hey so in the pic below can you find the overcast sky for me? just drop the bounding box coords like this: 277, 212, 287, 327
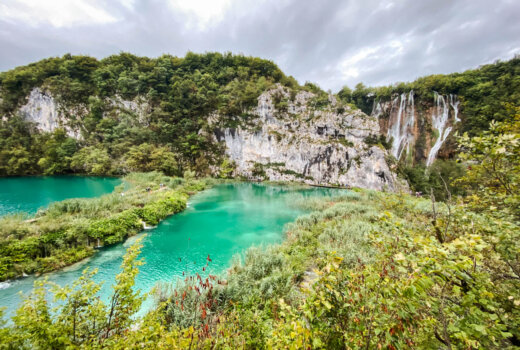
0, 0, 519, 91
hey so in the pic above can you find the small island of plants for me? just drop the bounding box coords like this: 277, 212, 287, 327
0, 172, 210, 281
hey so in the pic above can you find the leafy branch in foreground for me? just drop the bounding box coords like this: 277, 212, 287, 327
457, 112, 520, 222
1, 238, 145, 349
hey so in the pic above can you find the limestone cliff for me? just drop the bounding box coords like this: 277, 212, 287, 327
16, 88, 150, 138
15, 86, 400, 190
212, 86, 399, 190
18, 88, 82, 138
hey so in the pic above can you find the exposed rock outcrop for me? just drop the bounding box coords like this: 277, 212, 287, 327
109, 95, 151, 125
18, 88, 81, 138
17, 88, 151, 138
213, 86, 399, 190
15, 86, 402, 191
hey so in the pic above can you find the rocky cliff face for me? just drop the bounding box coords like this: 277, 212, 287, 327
16, 86, 401, 191
212, 86, 399, 190
18, 88, 81, 138
17, 88, 151, 138
372, 91, 460, 166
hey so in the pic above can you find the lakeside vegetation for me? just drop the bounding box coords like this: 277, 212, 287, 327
0, 52, 518, 348
0, 172, 210, 281
0, 117, 518, 349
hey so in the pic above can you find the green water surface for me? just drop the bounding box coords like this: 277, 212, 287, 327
0, 182, 343, 319
0, 176, 121, 216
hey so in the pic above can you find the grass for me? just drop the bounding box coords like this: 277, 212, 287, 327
0, 172, 212, 281
151, 187, 519, 348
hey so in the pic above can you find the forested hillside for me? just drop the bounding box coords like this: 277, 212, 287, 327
0, 52, 304, 176
338, 57, 520, 136
1, 54, 519, 184
335, 58, 520, 199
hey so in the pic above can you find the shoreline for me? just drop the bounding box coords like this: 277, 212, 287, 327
0, 174, 212, 282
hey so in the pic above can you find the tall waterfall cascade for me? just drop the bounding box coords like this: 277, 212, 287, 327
372, 91, 460, 166
385, 91, 415, 160
426, 92, 460, 166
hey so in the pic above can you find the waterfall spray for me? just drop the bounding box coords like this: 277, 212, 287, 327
386, 91, 415, 160
426, 92, 460, 166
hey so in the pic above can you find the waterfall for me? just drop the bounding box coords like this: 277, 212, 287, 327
371, 100, 384, 118
449, 94, 460, 122
386, 91, 415, 160
426, 92, 460, 166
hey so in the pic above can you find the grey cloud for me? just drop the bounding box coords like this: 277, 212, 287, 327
0, 0, 519, 91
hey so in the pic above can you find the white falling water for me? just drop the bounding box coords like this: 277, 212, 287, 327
426, 92, 460, 166
404, 90, 415, 158
371, 100, 384, 118
449, 94, 460, 122
386, 91, 415, 160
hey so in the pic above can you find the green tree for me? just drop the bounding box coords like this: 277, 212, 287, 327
37, 129, 77, 175
2, 239, 145, 348
125, 143, 178, 175
102, 238, 145, 341
70, 146, 113, 175
457, 114, 520, 221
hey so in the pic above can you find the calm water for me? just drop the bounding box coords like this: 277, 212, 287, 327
0, 176, 121, 216
0, 182, 343, 319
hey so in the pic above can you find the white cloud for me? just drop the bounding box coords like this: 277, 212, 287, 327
167, 0, 232, 30
0, 0, 118, 28
0, 0, 519, 91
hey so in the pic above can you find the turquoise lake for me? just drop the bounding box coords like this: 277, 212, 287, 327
0, 176, 121, 216
0, 181, 343, 319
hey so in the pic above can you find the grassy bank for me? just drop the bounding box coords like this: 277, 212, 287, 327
149, 189, 519, 348
0, 172, 211, 281
2, 187, 517, 348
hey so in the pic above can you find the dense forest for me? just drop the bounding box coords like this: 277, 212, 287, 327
0, 52, 304, 177
338, 56, 520, 136
1, 53, 519, 185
